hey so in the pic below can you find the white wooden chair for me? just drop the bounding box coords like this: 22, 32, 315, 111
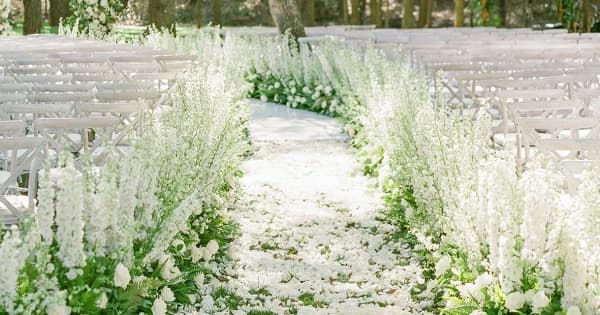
33, 117, 119, 163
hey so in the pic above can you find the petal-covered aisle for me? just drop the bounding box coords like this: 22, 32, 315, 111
207, 100, 429, 314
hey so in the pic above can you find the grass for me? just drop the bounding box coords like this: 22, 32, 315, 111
11, 22, 58, 35
298, 292, 328, 308
211, 287, 243, 310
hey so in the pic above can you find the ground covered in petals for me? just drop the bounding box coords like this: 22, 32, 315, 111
199, 101, 430, 315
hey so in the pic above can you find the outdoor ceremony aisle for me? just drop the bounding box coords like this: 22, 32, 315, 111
209, 100, 429, 314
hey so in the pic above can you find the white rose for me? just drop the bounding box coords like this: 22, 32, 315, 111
161, 287, 175, 302
505, 292, 525, 310
171, 239, 185, 253
206, 240, 219, 256
47, 304, 70, 315
194, 273, 205, 287
202, 247, 214, 261
260, 95, 268, 102
566, 306, 582, 315
159, 256, 181, 280
531, 291, 550, 310
100, 0, 108, 7
434, 256, 451, 277
151, 297, 167, 315
97, 293, 108, 309
114, 263, 131, 289
190, 245, 203, 263
99, 13, 106, 23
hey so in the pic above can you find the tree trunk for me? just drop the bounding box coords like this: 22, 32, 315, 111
402, 0, 414, 28
49, 0, 70, 27
558, 0, 563, 23
582, 0, 592, 32
23, 0, 43, 35
383, 0, 389, 27
418, 0, 432, 27
498, 0, 507, 27
340, 0, 348, 23
360, 0, 367, 23
425, 0, 432, 27
148, 0, 176, 34
302, 0, 315, 26
195, 0, 202, 28
369, 0, 381, 27
523, 0, 530, 27
418, 0, 427, 27
213, 0, 222, 26
454, 0, 464, 27
350, 0, 360, 24
268, 0, 306, 38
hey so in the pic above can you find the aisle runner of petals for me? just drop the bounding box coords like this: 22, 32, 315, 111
203, 102, 430, 314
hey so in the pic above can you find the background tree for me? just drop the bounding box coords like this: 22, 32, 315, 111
418, 0, 432, 27
340, 0, 348, 23
23, 0, 42, 34
455, 0, 464, 26
301, 0, 316, 26
402, 0, 415, 27
195, 0, 201, 28
148, 0, 176, 34
497, 0, 507, 26
213, 0, 222, 25
350, 0, 360, 24
49, 0, 69, 26
268, 0, 306, 38
370, 0, 381, 26
582, 0, 592, 31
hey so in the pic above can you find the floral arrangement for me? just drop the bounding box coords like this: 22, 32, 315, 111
64, 0, 123, 36
0, 0, 11, 35
244, 36, 600, 314
0, 30, 248, 314
246, 69, 342, 115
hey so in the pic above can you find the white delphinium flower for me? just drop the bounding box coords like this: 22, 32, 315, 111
566, 305, 582, 315
195, 273, 205, 287
55, 155, 86, 273
0, 226, 31, 313
143, 196, 202, 265
161, 287, 176, 302
519, 164, 563, 271
114, 263, 131, 288
531, 290, 550, 312
206, 240, 219, 256
505, 291, 525, 311
37, 168, 56, 244
0, 0, 10, 35
152, 297, 167, 315
115, 160, 140, 264
47, 303, 71, 315
87, 163, 118, 257
97, 292, 108, 309
434, 256, 451, 277
159, 255, 181, 280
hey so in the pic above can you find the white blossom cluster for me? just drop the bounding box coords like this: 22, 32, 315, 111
0, 0, 10, 35
348, 43, 600, 313
67, 0, 121, 36
0, 29, 249, 314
